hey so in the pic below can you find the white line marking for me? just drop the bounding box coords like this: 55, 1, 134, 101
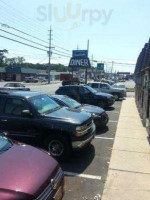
107, 111, 119, 114
64, 171, 101, 180
109, 120, 118, 123
95, 136, 114, 140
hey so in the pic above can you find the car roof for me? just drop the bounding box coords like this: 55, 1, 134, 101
0, 90, 43, 99
5, 82, 23, 84
60, 85, 84, 88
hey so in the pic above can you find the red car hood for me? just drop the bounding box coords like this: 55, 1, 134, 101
0, 143, 59, 199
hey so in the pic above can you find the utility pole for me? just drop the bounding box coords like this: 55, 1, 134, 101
111, 61, 114, 78
48, 26, 52, 84
91, 54, 93, 67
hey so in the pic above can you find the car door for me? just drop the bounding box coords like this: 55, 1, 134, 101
100, 83, 110, 94
67, 87, 81, 102
0, 97, 40, 145
78, 87, 94, 104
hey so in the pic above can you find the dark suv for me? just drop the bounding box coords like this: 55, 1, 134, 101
0, 91, 95, 161
55, 85, 115, 108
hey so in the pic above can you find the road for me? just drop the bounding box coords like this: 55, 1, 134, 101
27, 82, 62, 94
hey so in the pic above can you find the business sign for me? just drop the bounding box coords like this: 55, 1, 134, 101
69, 57, 91, 68
97, 63, 104, 71
72, 50, 88, 58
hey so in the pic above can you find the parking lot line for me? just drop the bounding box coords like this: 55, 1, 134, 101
64, 171, 102, 180
95, 136, 114, 140
109, 120, 118, 123
107, 111, 119, 114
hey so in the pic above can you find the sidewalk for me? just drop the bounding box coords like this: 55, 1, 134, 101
102, 98, 150, 200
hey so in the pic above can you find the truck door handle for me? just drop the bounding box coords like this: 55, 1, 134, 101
1, 119, 8, 122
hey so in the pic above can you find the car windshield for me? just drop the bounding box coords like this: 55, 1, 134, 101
30, 94, 60, 114
61, 97, 81, 109
0, 135, 12, 153
114, 85, 125, 89
4, 83, 12, 87
85, 86, 97, 94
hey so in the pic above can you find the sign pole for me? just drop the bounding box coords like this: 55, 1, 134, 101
85, 40, 89, 84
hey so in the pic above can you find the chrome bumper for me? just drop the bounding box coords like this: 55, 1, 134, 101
72, 123, 96, 149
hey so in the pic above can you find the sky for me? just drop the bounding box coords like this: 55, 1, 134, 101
0, 0, 150, 73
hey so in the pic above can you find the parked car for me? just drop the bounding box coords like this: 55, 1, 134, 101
0, 83, 30, 91
55, 85, 115, 108
0, 91, 95, 161
25, 77, 33, 83
113, 83, 127, 97
88, 82, 125, 100
0, 134, 64, 200
51, 95, 109, 127
25, 77, 38, 83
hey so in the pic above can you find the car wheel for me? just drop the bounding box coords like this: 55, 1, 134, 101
44, 134, 71, 161
113, 94, 119, 100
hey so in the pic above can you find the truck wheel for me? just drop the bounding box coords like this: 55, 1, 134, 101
113, 93, 119, 100
44, 134, 71, 161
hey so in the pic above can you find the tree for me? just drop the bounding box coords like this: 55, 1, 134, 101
5, 56, 25, 66
0, 49, 8, 66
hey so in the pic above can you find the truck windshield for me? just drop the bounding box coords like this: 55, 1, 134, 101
30, 95, 60, 114
0, 136, 12, 153
61, 97, 81, 109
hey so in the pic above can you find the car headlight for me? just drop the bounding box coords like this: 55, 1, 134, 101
92, 113, 100, 118
76, 120, 94, 137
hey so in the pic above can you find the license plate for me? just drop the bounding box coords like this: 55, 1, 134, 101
53, 186, 63, 200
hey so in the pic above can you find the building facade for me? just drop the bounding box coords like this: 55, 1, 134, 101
0, 66, 37, 81
135, 39, 150, 134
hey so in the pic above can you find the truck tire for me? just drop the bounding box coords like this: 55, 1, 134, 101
44, 134, 71, 161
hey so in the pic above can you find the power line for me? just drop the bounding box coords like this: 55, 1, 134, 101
0, 6, 44, 36
54, 44, 72, 53
0, 22, 48, 44
0, 22, 73, 55
0, 34, 71, 60
0, 34, 47, 52
0, 28, 48, 48
53, 49, 71, 57
0, 1, 46, 34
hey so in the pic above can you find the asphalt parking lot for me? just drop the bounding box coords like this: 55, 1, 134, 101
61, 100, 122, 200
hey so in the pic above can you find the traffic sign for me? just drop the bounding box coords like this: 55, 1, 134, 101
72, 50, 88, 58
97, 63, 104, 70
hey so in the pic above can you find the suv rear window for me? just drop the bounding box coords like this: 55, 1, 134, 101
91, 83, 99, 88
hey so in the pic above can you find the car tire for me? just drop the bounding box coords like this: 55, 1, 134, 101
44, 134, 71, 161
